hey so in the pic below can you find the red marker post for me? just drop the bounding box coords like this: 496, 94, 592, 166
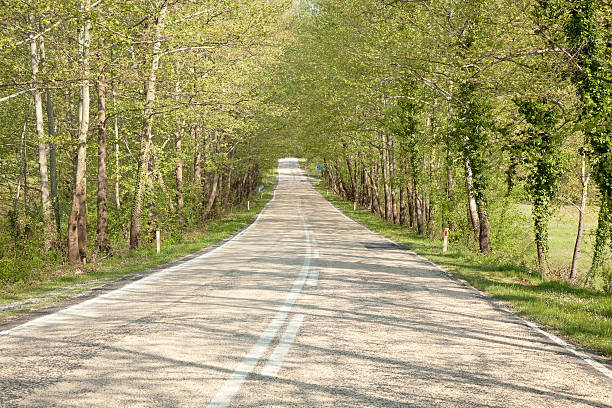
443, 228, 449, 253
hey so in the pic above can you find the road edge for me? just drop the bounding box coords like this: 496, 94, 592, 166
0, 173, 280, 334
315, 183, 612, 381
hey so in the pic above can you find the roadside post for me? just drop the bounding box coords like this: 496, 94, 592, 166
156, 230, 161, 254
443, 228, 448, 252
247, 200, 250, 211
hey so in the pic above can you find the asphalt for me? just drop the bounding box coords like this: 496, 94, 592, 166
0, 158, 610, 407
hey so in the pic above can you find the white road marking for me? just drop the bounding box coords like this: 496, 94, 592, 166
208, 176, 311, 408
261, 314, 305, 377
313, 249, 319, 259
306, 269, 319, 287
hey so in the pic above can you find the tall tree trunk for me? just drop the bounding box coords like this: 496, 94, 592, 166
476, 196, 492, 253
193, 125, 202, 210
39, 28, 60, 236
223, 163, 234, 210
129, 3, 167, 250
96, 58, 110, 255
392, 189, 400, 225
464, 157, 480, 240
399, 187, 407, 226
570, 154, 590, 281
367, 167, 382, 217
415, 186, 425, 235
68, 3, 91, 261
29, 15, 56, 250
111, 63, 121, 213
345, 155, 357, 204
14, 102, 31, 213
381, 135, 393, 222
175, 128, 185, 225
205, 173, 220, 218
407, 182, 415, 229
446, 155, 456, 231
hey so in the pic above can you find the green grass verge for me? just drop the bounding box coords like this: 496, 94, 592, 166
0, 175, 276, 321
315, 184, 612, 357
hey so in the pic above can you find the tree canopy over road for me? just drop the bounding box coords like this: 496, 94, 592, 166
0, 0, 611, 292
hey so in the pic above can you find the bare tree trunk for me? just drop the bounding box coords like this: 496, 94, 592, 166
476, 197, 492, 253
415, 186, 425, 235
381, 135, 393, 222
68, 3, 91, 262
39, 28, 60, 235
14, 101, 31, 213
464, 158, 480, 240
205, 173, 220, 218
29, 15, 56, 250
367, 167, 382, 217
193, 125, 202, 209
399, 187, 407, 226
446, 156, 456, 231
407, 182, 415, 229
570, 154, 590, 281
223, 163, 234, 210
112, 68, 120, 212
129, 3, 167, 250
345, 155, 357, 204
96, 56, 110, 255
175, 128, 185, 225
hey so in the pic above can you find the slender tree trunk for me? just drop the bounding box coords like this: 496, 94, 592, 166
367, 167, 382, 217
111, 67, 121, 213
476, 196, 492, 253
223, 163, 234, 210
392, 189, 400, 225
407, 182, 415, 229
381, 137, 392, 222
39, 28, 60, 235
205, 173, 220, 217
345, 155, 357, 204
175, 128, 185, 225
464, 157, 480, 240
415, 186, 425, 235
399, 187, 407, 226
446, 155, 456, 231
129, 4, 167, 250
193, 125, 202, 209
96, 59, 110, 255
14, 102, 31, 213
29, 15, 55, 250
68, 3, 91, 261
570, 154, 590, 281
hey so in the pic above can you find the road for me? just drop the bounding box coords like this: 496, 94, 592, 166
1, 158, 610, 407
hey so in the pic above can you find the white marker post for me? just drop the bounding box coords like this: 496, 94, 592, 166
247, 200, 250, 211
443, 228, 448, 253
353, 202, 357, 211
156, 230, 161, 254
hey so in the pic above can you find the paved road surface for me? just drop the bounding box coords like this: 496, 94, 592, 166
1, 158, 610, 407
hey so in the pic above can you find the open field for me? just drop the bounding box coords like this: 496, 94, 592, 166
515, 204, 599, 281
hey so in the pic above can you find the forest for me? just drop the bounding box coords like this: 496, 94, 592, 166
0, 0, 611, 294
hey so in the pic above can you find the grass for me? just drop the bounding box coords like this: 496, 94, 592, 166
0, 173, 276, 321
314, 183, 612, 358
516, 204, 598, 279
